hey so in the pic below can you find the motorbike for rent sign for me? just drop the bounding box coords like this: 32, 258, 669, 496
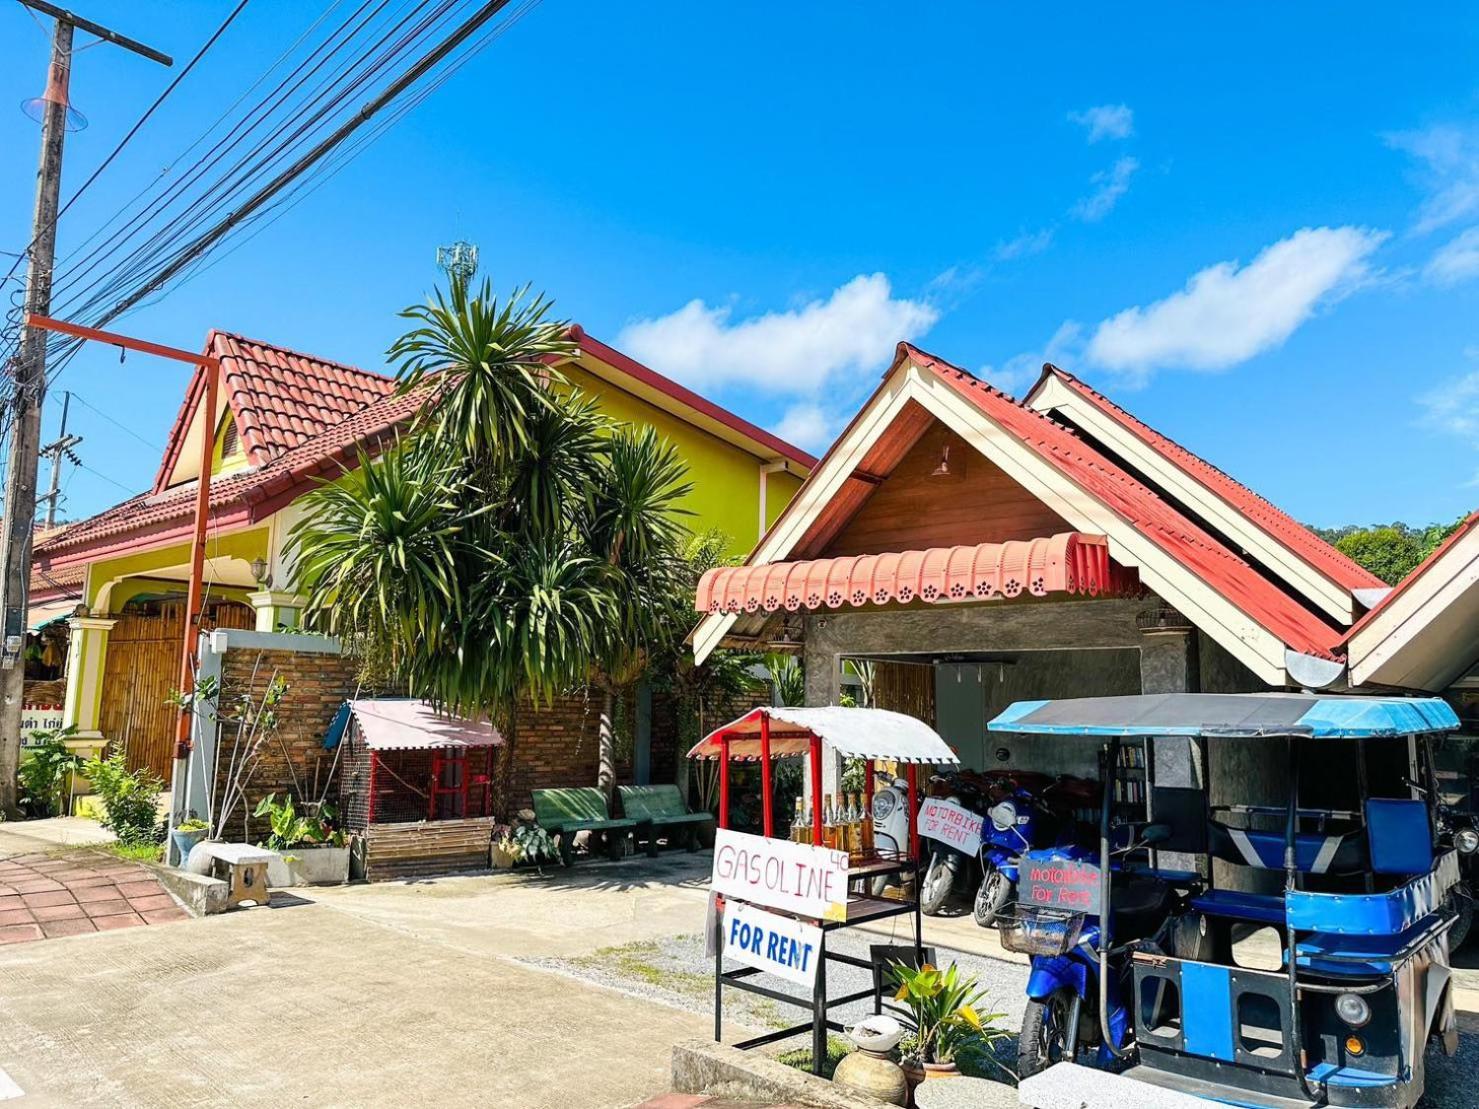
1021, 856, 1102, 915
723, 900, 824, 987
710, 828, 850, 922
916, 798, 984, 857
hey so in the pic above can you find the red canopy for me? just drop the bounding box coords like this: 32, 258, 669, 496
695, 532, 1137, 615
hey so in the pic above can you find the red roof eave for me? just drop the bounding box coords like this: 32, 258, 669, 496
569, 325, 817, 470
1342, 510, 1479, 643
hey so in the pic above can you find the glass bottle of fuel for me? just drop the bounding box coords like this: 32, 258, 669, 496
860, 790, 876, 857
822, 795, 838, 850
790, 797, 807, 843
848, 793, 865, 858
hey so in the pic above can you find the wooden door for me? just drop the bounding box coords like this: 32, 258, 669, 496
98, 601, 255, 780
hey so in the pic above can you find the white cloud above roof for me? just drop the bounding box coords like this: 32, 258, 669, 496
1073, 157, 1139, 222
1085, 226, 1387, 376
616, 273, 938, 395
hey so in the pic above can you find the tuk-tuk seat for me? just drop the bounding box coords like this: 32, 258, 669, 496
1364, 798, 1433, 876
1189, 888, 1286, 926
1205, 818, 1367, 876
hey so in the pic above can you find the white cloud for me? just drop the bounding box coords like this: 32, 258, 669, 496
1085, 226, 1387, 376
1418, 349, 1479, 484
994, 227, 1055, 261
1425, 226, 1479, 286
1388, 125, 1479, 234
979, 321, 1084, 396
1072, 157, 1139, 222
1068, 104, 1134, 143
772, 403, 838, 453
617, 274, 938, 395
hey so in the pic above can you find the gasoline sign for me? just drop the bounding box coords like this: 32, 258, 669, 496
722, 900, 823, 988
710, 828, 849, 922
1020, 856, 1102, 915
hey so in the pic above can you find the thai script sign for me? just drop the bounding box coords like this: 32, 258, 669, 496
20, 703, 63, 749
710, 828, 849, 922
1021, 856, 1102, 915
723, 900, 823, 987
916, 798, 983, 857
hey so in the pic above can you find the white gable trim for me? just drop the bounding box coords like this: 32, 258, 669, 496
693, 359, 1298, 684
1347, 522, 1479, 691
1027, 373, 1357, 625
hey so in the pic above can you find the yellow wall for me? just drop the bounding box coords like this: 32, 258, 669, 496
563, 363, 803, 556
85, 528, 270, 611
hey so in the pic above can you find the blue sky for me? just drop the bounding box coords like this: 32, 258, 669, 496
2, 1, 1477, 527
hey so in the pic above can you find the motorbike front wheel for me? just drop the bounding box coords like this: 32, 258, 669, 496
919, 855, 955, 916
1018, 987, 1078, 1078
973, 867, 1013, 928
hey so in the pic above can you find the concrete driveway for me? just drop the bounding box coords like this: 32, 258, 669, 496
0, 854, 724, 1109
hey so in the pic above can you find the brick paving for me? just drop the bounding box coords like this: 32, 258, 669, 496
0, 852, 188, 943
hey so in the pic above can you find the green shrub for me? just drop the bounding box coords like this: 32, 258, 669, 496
18, 728, 81, 818
81, 752, 166, 847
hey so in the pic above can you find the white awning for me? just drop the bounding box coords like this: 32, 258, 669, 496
349, 699, 503, 752
686, 705, 958, 765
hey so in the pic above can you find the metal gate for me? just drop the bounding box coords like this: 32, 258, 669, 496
98, 600, 254, 780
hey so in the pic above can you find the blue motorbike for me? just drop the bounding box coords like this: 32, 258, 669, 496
972, 775, 1085, 928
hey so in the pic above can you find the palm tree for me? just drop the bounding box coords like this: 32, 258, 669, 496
584, 426, 693, 800
290, 275, 692, 816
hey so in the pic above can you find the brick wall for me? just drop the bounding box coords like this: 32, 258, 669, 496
212, 646, 359, 842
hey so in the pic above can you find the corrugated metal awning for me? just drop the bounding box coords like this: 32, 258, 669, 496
686, 706, 959, 765
349, 699, 503, 752
694, 532, 1137, 616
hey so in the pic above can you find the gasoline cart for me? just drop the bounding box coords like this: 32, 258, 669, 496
987, 692, 1462, 1109
688, 705, 957, 1075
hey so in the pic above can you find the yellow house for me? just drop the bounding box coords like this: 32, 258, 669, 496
31, 327, 811, 781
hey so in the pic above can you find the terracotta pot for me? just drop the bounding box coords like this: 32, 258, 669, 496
900, 1059, 924, 1107
922, 1061, 959, 1080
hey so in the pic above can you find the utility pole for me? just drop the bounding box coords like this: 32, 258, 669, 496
38, 391, 81, 528
0, 3, 170, 816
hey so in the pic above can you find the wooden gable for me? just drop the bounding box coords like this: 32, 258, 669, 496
821, 419, 1070, 557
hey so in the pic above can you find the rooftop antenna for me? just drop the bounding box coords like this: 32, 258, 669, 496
436, 240, 478, 283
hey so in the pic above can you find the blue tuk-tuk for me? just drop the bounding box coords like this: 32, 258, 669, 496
987, 692, 1463, 1109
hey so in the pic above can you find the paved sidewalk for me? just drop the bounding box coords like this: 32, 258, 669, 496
0, 851, 188, 942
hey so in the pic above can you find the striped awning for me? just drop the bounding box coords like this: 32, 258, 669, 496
694, 532, 1137, 616
687, 706, 958, 764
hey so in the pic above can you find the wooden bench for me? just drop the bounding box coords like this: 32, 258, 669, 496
532, 787, 643, 865
618, 784, 713, 856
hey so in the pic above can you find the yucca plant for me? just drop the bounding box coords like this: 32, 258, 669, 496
290, 275, 694, 817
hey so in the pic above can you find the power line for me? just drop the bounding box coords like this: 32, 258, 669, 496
64, 389, 162, 451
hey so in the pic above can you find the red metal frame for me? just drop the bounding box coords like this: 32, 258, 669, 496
809, 736, 823, 847
24, 313, 218, 759
428, 747, 469, 820
718, 734, 730, 829
759, 714, 773, 837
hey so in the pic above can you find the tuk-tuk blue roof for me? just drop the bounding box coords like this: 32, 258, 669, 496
988, 693, 1459, 739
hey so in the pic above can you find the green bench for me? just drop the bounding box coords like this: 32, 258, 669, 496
532, 787, 643, 865
618, 784, 713, 856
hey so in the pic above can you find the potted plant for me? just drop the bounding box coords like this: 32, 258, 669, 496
492, 818, 557, 871
171, 815, 210, 861
253, 793, 350, 886
889, 961, 1009, 1090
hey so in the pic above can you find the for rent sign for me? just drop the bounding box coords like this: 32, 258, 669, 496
723, 901, 823, 987
1021, 856, 1102, 915
710, 828, 849, 922
916, 798, 984, 857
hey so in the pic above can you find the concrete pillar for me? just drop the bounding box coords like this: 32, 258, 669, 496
802, 620, 843, 800
247, 590, 305, 633
1138, 610, 1202, 874
61, 616, 115, 760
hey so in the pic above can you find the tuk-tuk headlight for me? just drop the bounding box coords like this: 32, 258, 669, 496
989, 800, 1018, 831
1456, 827, 1479, 855
1335, 993, 1371, 1028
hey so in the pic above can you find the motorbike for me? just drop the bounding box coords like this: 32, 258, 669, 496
868, 770, 911, 896
972, 778, 1064, 928
1436, 800, 1477, 949
919, 771, 990, 916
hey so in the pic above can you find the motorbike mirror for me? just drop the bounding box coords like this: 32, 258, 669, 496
1141, 823, 1172, 845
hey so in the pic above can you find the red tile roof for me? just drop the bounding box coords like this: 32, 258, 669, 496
1036, 366, 1384, 592
899, 344, 1345, 660
153, 331, 397, 490
37, 387, 420, 565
